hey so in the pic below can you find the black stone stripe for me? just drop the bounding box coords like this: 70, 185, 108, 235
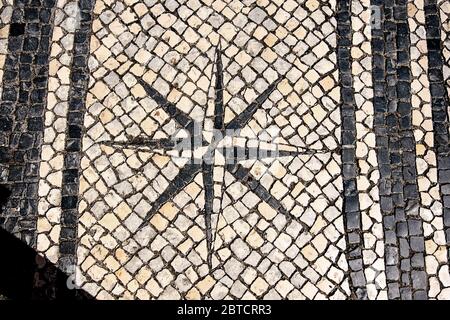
371, 0, 428, 300
336, 0, 367, 300
423, 0, 450, 263
57, 0, 95, 295
0, 0, 56, 247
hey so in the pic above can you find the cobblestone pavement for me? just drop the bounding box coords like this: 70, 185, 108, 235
1, 0, 450, 300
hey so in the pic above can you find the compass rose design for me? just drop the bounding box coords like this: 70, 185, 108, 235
104, 46, 326, 268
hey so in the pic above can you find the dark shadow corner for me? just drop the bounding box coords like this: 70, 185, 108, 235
0, 184, 93, 300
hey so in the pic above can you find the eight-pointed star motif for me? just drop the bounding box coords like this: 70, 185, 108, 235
105, 46, 310, 267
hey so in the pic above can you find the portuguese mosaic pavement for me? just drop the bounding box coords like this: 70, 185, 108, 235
0, 0, 450, 300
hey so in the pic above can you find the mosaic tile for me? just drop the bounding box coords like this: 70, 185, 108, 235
1, 0, 450, 300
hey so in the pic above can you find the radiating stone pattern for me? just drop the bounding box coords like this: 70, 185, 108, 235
409, 0, 450, 299
0, 0, 12, 99
351, 0, 387, 300
73, 0, 351, 299
36, 0, 79, 264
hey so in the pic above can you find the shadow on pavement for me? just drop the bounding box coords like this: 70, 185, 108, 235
0, 184, 93, 300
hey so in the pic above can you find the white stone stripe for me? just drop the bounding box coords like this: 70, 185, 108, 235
351, 0, 387, 300
0, 0, 13, 98
36, 1, 79, 263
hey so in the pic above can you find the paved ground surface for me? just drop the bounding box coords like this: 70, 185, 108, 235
0, 0, 450, 300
